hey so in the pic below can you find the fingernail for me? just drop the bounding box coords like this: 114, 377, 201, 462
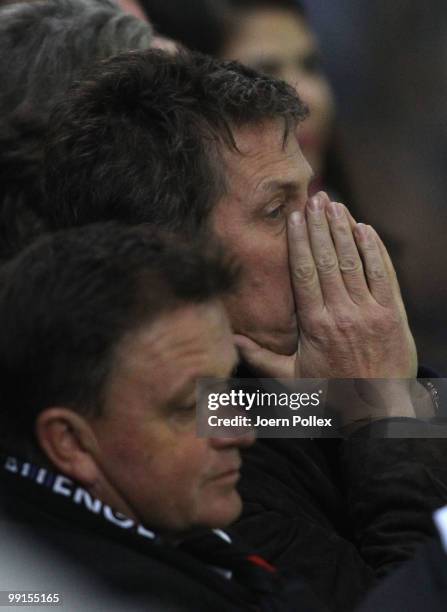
309, 194, 323, 212
355, 223, 369, 240
328, 202, 342, 218
289, 211, 304, 226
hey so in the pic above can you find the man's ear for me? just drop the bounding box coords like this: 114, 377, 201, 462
35, 408, 101, 486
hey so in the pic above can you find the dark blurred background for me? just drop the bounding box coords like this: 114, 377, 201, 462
304, 0, 447, 373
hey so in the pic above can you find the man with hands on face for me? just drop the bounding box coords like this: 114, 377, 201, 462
235, 190, 417, 380
40, 50, 447, 611
228, 189, 434, 612
234, 188, 420, 424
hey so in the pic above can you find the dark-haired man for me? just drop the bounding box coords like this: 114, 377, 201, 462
0, 224, 327, 611
43, 50, 416, 372
41, 50, 447, 611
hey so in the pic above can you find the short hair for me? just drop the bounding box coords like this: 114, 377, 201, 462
0, 223, 237, 459
0, 0, 153, 260
43, 50, 308, 234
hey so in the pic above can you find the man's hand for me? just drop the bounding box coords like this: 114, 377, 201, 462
235, 191, 417, 380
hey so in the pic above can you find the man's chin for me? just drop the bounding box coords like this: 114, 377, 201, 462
199, 494, 243, 529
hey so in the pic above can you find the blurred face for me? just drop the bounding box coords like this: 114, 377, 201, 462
222, 8, 335, 177
117, 0, 178, 52
89, 301, 253, 532
211, 120, 313, 355
117, 0, 147, 21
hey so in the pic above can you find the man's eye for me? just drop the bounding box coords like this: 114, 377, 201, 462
265, 204, 285, 220
170, 403, 196, 427
177, 403, 196, 415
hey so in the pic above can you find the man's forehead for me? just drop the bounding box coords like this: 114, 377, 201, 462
230, 119, 296, 155
112, 303, 236, 382
221, 121, 312, 192
104, 302, 237, 412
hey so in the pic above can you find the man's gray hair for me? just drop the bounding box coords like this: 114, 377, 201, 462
0, 0, 153, 259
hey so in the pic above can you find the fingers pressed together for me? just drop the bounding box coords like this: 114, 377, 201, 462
287, 191, 397, 315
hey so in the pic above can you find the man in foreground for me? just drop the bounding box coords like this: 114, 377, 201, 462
0, 223, 332, 610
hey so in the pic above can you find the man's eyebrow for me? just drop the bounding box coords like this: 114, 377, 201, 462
260, 180, 297, 194
164, 356, 240, 406
260, 176, 314, 194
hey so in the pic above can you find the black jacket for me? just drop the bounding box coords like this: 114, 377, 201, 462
0, 454, 327, 612
356, 538, 447, 612
230, 367, 447, 611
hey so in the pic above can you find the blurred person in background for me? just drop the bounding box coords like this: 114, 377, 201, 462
0, 0, 154, 260
117, 0, 148, 20
221, 0, 334, 188
117, 0, 178, 51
